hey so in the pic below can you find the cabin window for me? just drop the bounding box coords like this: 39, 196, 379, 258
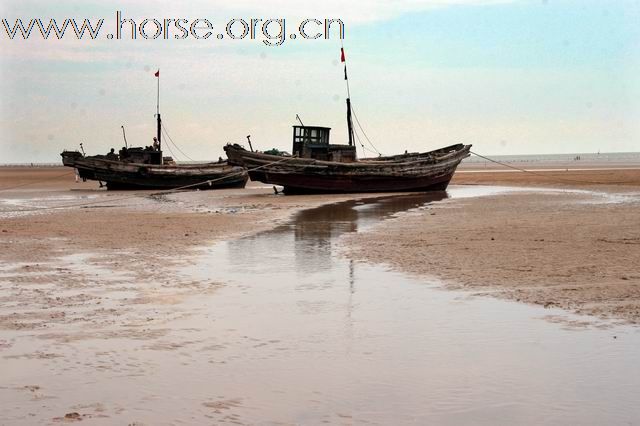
292, 126, 330, 145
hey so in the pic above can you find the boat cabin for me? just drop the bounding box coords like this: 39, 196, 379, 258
118, 147, 163, 164
292, 126, 356, 163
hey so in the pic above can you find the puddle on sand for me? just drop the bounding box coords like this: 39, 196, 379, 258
183, 190, 640, 424
2, 188, 639, 425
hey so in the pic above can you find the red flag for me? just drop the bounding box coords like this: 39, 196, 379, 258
340, 48, 345, 63
154, 70, 159, 77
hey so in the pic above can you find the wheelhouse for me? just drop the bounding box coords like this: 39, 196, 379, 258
292, 125, 356, 163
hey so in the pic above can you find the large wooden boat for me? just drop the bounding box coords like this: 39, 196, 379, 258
60, 73, 247, 191
224, 48, 470, 194
224, 140, 470, 194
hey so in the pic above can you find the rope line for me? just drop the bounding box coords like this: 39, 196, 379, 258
351, 106, 382, 156
161, 123, 195, 162
353, 127, 379, 157
160, 127, 181, 161
470, 151, 633, 185
1, 156, 294, 214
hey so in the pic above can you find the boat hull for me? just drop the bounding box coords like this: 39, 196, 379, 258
224, 143, 471, 194
249, 169, 453, 194
61, 153, 248, 190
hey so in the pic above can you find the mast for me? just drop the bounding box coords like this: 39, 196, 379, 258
156, 113, 161, 150
341, 45, 354, 146
155, 69, 162, 162
346, 98, 354, 147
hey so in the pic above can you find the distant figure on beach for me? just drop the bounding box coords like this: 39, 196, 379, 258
106, 148, 118, 160
218, 156, 224, 163
153, 137, 160, 151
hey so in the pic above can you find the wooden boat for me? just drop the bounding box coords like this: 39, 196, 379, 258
61, 150, 248, 190
224, 141, 469, 194
60, 73, 247, 191
224, 48, 470, 194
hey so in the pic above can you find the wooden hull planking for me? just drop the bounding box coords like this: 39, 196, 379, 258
62, 154, 248, 190
224, 143, 471, 194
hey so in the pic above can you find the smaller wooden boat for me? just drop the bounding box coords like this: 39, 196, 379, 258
60, 72, 247, 190
61, 150, 248, 190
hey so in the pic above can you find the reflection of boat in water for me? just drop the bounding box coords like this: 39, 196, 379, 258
292, 192, 448, 243
225, 47, 471, 194
61, 73, 247, 190
226, 193, 448, 277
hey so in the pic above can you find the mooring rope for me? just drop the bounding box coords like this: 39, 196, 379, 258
469, 151, 634, 185
0, 170, 75, 192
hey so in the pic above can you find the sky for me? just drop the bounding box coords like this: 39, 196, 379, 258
0, 0, 639, 163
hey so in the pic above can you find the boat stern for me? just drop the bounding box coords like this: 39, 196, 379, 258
223, 144, 249, 167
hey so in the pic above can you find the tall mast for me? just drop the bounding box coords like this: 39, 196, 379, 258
341, 43, 354, 147
155, 69, 162, 156
346, 98, 354, 147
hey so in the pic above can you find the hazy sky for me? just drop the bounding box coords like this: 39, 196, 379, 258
1, 0, 639, 163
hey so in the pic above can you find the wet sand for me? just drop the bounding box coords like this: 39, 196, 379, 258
0, 168, 375, 331
0, 167, 361, 264
345, 167, 640, 323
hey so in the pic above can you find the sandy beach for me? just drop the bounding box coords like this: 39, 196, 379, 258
1, 165, 639, 326
1, 163, 640, 423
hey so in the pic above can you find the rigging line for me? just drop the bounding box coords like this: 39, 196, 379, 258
353, 127, 378, 157
162, 123, 194, 162
470, 151, 633, 185
352, 127, 366, 157
160, 127, 182, 162
353, 127, 374, 156
161, 125, 188, 162
161, 122, 195, 161
1, 156, 295, 213
350, 106, 381, 155
0, 170, 75, 192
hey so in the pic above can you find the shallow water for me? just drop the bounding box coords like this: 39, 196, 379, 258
1, 188, 639, 424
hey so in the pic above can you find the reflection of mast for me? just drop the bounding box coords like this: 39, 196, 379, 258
349, 258, 355, 296
345, 258, 355, 354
